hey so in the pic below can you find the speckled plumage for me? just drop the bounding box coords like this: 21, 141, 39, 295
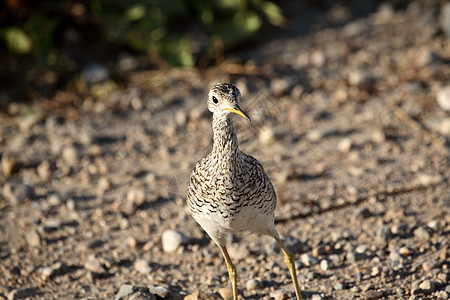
187, 83, 302, 300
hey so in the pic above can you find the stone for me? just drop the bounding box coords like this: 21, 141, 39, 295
441, 3, 450, 39
346, 251, 368, 263
300, 253, 319, 266
436, 85, 450, 111
337, 138, 352, 153
161, 229, 188, 253
259, 127, 275, 145
246, 279, 260, 291
365, 290, 384, 299
1, 153, 17, 176
84, 254, 105, 273
25, 230, 42, 247
147, 284, 170, 298
62, 145, 80, 165
134, 258, 152, 275
422, 260, 436, 272
269, 290, 289, 300
115, 284, 154, 300
348, 70, 376, 91
218, 287, 233, 300
81, 62, 109, 85
311, 294, 324, 300
3, 180, 34, 205
419, 280, 435, 293
320, 259, 329, 271
376, 225, 392, 243
414, 226, 431, 240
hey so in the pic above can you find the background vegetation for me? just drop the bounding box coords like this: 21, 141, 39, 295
0, 0, 284, 68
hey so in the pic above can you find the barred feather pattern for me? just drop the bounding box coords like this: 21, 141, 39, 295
187, 84, 277, 246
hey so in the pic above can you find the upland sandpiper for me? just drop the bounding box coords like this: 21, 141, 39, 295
187, 83, 302, 300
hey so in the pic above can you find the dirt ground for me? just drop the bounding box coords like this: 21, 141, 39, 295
1, 2, 449, 300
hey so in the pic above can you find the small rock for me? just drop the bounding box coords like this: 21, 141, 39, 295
3, 180, 34, 205
134, 258, 152, 275
436, 85, 450, 111
269, 290, 288, 300
391, 223, 408, 235
81, 62, 109, 85
115, 284, 154, 300
311, 294, 324, 300
398, 246, 411, 256
365, 290, 384, 299
346, 251, 368, 263
348, 70, 376, 91
414, 226, 431, 240
311, 245, 328, 257
25, 230, 42, 247
259, 127, 275, 145
40, 267, 54, 280
1, 153, 17, 176
300, 253, 319, 266
97, 177, 111, 194
37, 160, 51, 180
62, 145, 80, 165
218, 287, 233, 300
246, 279, 260, 291
419, 280, 435, 293
371, 266, 381, 276
422, 260, 436, 272
310, 48, 326, 67
376, 225, 392, 243
84, 254, 105, 273
334, 282, 346, 290
337, 138, 352, 153
47, 194, 62, 206
271, 78, 293, 97
183, 291, 217, 300
320, 259, 329, 271
441, 2, 450, 39
306, 129, 323, 142
147, 284, 170, 298
227, 243, 249, 261
7, 288, 38, 300
161, 229, 188, 253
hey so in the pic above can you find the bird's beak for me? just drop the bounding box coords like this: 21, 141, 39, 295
224, 105, 251, 121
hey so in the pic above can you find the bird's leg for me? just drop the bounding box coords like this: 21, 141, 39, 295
275, 237, 303, 300
219, 245, 238, 300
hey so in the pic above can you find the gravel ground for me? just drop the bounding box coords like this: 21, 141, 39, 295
1, 2, 449, 300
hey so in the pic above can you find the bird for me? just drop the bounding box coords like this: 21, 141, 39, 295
187, 83, 302, 300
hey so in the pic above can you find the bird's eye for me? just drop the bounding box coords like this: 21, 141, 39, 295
212, 96, 218, 104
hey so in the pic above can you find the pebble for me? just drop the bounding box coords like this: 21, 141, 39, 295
246, 279, 260, 291
391, 223, 408, 235
269, 290, 289, 300
37, 160, 51, 180
218, 287, 233, 300
334, 282, 346, 290
436, 85, 450, 111
365, 290, 384, 299
348, 70, 376, 91
81, 62, 109, 85
259, 127, 275, 145
311, 294, 324, 300
414, 226, 431, 240
419, 279, 435, 293
306, 129, 323, 142
84, 254, 105, 273
25, 230, 42, 247
115, 284, 156, 300
422, 260, 436, 272
147, 284, 170, 298
7, 288, 38, 300
441, 2, 450, 39
1, 153, 17, 176
62, 145, 80, 165
134, 258, 152, 275
128, 291, 156, 300
300, 253, 319, 266
183, 291, 217, 300
270, 77, 293, 97
161, 229, 188, 253
320, 259, 329, 271
398, 246, 411, 256
3, 180, 34, 205
227, 243, 249, 261
371, 266, 381, 276
376, 225, 392, 243
346, 251, 368, 263
337, 138, 352, 153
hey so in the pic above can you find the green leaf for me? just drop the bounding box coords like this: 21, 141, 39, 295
261, 1, 284, 26
2, 27, 33, 54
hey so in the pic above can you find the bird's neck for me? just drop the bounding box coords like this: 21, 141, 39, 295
212, 114, 239, 159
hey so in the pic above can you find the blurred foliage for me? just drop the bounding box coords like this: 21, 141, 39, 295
0, 0, 284, 67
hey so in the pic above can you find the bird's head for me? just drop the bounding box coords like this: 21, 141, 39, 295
207, 83, 251, 121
